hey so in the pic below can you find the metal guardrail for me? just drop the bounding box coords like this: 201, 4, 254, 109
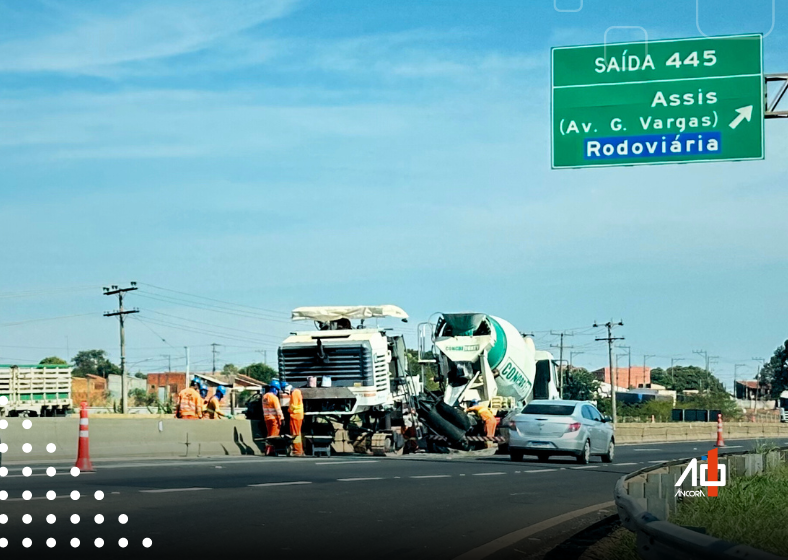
614, 448, 787, 560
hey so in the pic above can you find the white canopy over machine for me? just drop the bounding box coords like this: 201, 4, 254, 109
291, 305, 409, 322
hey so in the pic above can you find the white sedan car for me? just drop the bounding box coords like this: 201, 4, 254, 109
507, 400, 615, 464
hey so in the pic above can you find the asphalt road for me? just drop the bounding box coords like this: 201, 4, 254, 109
0, 438, 782, 560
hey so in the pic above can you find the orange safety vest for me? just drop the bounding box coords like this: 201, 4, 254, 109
469, 405, 495, 423
205, 396, 222, 419
177, 388, 201, 418
262, 392, 284, 421
289, 389, 304, 420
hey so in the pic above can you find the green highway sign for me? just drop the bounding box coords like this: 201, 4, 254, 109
551, 34, 764, 169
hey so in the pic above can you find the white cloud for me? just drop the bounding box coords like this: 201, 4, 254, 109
0, 0, 299, 73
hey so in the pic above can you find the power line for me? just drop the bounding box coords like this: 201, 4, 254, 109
138, 283, 290, 317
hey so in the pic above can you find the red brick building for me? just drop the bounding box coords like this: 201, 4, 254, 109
592, 366, 651, 389
147, 372, 187, 401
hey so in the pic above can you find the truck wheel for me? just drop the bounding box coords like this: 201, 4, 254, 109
601, 440, 615, 463
576, 440, 591, 464
509, 449, 524, 462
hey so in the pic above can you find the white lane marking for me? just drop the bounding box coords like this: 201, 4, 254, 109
248, 482, 312, 487
314, 461, 379, 466
520, 469, 557, 473
633, 449, 663, 452
472, 472, 506, 476
3, 472, 96, 479
140, 488, 211, 493
337, 477, 383, 482
453, 501, 616, 560
723, 445, 743, 449
614, 462, 639, 466
571, 466, 599, 469
648, 460, 668, 464
410, 475, 451, 479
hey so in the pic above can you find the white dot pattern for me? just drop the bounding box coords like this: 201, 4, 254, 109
0, 411, 153, 549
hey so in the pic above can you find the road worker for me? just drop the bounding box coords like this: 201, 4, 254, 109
199, 384, 209, 418
175, 377, 202, 419
468, 399, 497, 446
284, 384, 305, 456
262, 386, 284, 455
205, 386, 229, 419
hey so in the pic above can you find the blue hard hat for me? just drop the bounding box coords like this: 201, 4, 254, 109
191, 376, 201, 387
470, 399, 480, 406
199, 387, 208, 398
270, 379, 282, 390
268, 387, 278, 395
215, 386, 226, 398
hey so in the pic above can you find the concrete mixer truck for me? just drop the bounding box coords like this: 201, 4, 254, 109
416, 313, 559, 450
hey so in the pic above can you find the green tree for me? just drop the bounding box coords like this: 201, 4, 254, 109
39, 356, 67, 365
651, 365, 726, 394
563, 367, 600, 401
405, 349, 439, 392
760, 340, 788, 398
71, 349, 121, 378
222, 363, 239, 376
129, 388, 158, 407
239, 362, 277, 384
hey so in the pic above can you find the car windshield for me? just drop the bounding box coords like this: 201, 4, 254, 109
522, 404, 576, 416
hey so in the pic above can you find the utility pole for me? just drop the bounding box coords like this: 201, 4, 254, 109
752, 357, 765, 403
161, 354, 172, 373
258, 349, 268, 366
693, 350, 710, 373
734, 363, 747, 397
643, 354, 655, 387
550, 331, 574, 399
569, 351, 584, 367
594, 321, 624, 424
103, 283, 139, 414
618, 345, 631, 388
211, 343, 220, 374
185, 346, 190, 377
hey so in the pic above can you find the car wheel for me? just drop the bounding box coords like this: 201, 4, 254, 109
510, 449, 524, 462
576, 440, 591, 464
536, 452, 550, 462
601, 440, 615, 463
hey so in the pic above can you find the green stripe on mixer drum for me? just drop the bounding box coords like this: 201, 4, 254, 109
486, 317, 507, 370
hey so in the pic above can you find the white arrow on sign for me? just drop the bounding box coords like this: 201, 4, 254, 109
729, 105, 753, 129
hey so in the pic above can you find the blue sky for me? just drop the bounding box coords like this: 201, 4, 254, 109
1, 0, 787, 387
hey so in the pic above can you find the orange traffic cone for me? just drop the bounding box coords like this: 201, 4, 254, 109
75, 402, 94, 472
715, 413, 725, 447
